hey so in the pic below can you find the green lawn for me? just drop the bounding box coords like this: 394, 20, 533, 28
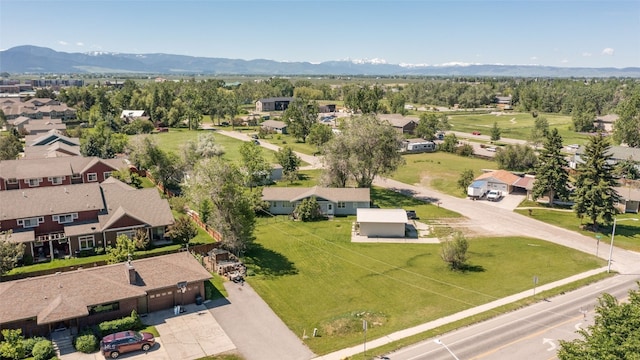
270, 169, 324, 188
245, 216, 604, 354
391, 152, 497, 197
258, 132, 319, 156
149, 128, 278, 163
514, 208, 640, 252
447, 112, 590, 145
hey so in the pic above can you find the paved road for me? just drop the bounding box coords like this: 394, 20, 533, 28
385, 273, 636, 360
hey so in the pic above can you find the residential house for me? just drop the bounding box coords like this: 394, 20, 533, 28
23, 119, 67, 135
594, 114, 619, 132
120, 110, 150, 124
261, 120, 288, 134
255, 97, 294, 112
0, 97, 76, 121
615, 183, 640, 213
356, 208, 407, 237
22, 142, 82, 159
495, 96, 513, 110
1, 177, 174, 262
24, 129, 79, 148
262, 186, 370, 216
0, 156, 127, 191
378, 114, 418, 134
475, 170, 524, 194
0, 252, 210, 336
570, 145, 640, 171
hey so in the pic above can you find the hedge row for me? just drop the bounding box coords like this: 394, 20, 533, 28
97, 310, 143, 337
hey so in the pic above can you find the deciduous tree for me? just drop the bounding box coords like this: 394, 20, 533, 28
281, 98, 318, 142
187, 158, 256, 255
106, 235, 137, 264
307, 123, 333, 152
558, 283, 640, 359
457, 169, 475, 195
166, 216, 198, 245
494, 144, 537, 171
294, 197, 324, 222
529, 117, 549, 147
572, 133, 620, 230
440, 232, 469, 271
275, 146, 301, 183
322, 115, 404, 188
239, 141, 272, 188
532, 128, 570, 206
613, 92, 640, 147
0, 132, 22, 160
0, 230, 25, 276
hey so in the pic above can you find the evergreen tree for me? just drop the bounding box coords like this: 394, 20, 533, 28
532, 128, 570, 207
490, 121, 501, 141
572, 134, 620, 230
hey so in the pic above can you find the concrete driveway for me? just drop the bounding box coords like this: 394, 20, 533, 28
60, 304, 236, 360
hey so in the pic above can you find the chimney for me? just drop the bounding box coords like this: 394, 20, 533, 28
126, 261, 137, 285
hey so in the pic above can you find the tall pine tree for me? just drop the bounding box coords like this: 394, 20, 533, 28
572, 134, 620, 230
532, 128, 569, 207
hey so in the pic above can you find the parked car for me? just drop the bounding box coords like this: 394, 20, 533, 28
406, 210, 417, 219
251, 134, 259, 139
472, 131, 481, 135
100, 331, 155, 359
253, 139, 260, 145
486, 190, 503, 202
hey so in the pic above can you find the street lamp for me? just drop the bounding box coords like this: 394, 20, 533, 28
608, 217, 639, 273
434, 339, 461, 360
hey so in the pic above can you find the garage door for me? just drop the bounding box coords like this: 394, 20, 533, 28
148, 290, 175, 313
490, 183, 508, 192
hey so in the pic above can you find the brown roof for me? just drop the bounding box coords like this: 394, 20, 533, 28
476, 170, 521, 185
513, 176, 535, 190
261, 120, 287, 129
262, 186, 370, 203
377, 114, 419, 128
615, 186, 640, 202
99, 178, 174, 228
0, 252, 211, 325
0, 156, 125, 180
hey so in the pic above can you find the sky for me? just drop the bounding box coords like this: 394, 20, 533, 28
1, 0, 639, 68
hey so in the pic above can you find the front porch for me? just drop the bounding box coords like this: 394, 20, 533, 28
32, 232, 71, 263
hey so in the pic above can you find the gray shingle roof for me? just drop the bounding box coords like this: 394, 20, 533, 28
0, 156, 126, 180
262, 186, 370, 203
99, 179, 174, 228
0, 183, 104, 220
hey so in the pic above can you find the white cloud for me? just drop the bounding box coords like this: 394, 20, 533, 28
582, 52, 592, 57
58, 40, 68, 46
76, 42, 84, 46
560, 59, 569, 64
530, 56, 538, 60
602, 48, 615, 55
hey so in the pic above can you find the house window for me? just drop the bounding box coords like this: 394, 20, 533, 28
104, 171, 112, 179
116, 230, 136, 239
7, 178, 18, 184
88, 302, 119, 315
337, 202, 346, 209
17, 217, 44, 228
27, 178, 42, 187
87, 173, 98, 182
79, 235, 95, 250
272, 201, 278, 208
53, 213, 78, 224
48, 176, 64, 185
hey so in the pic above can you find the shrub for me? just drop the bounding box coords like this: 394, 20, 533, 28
22, 336, 46, 356
32, 339, 54, 360
168, 196, 188, 213
98, 310, 143, 337
74, 333, 98, 353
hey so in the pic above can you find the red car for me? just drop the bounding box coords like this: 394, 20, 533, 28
100, 331, 155, 358
472, 131, 481, 135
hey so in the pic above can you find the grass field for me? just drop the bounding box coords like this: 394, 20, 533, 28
246, 216, 604, 354
392, 152, 497, 197
447, 112, 590, 145
514, 208, 640, 252
149, 128, 279, 163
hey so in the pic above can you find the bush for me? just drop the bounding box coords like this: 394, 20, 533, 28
22, 336, 46, 356
168, 196, 188, 214
98, 310, 143, 337
32, 340, 54, 360
74, 333, 98, 353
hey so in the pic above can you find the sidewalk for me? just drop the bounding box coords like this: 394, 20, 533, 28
312, 267, 609, 360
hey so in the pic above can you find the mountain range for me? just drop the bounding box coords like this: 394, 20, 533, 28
1, 45, 639, 78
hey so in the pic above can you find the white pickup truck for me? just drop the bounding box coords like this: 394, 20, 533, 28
486, 190, 503, 202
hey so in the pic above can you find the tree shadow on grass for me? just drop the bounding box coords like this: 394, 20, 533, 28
371, 187, 442, 207
459, 263, 485, 273
244, 243, 298, 277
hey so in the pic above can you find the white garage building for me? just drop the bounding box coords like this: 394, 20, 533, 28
357, 208, 408, 237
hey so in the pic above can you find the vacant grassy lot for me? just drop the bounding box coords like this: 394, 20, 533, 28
259, 132, 319, 155
246, 216, 604, 354
514, 208, 640, 252
448, 112, 590, 145
149, 128, 278, 163
392, 152, 496, 197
